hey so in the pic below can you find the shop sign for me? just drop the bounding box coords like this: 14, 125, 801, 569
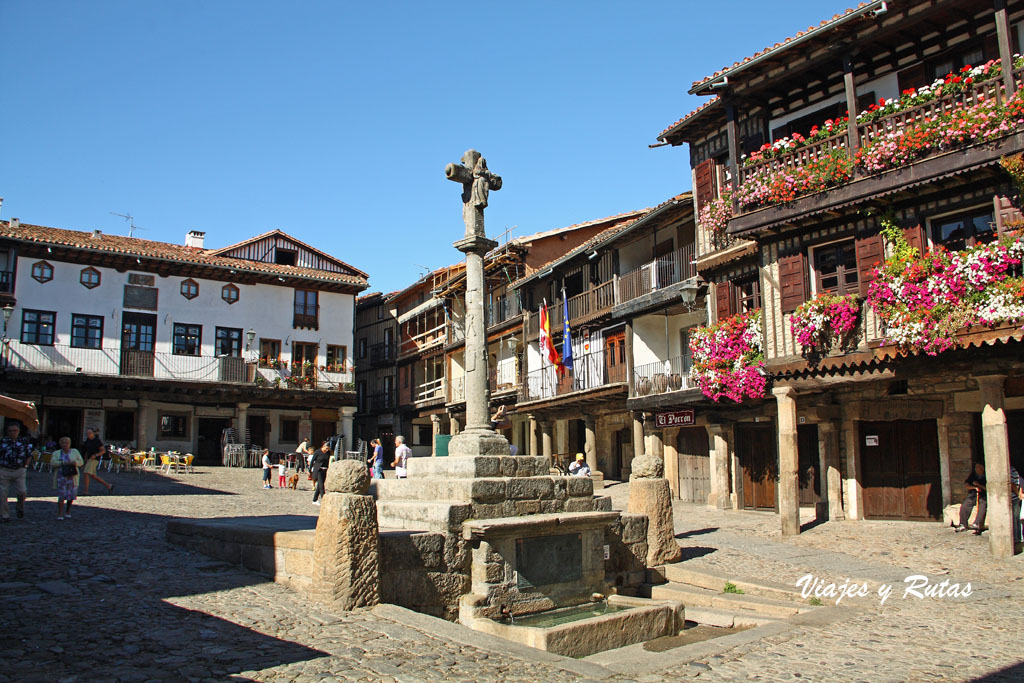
655, 409, 695, 428
45, 397, 102, 408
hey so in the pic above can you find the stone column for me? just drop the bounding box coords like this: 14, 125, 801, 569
236, 402, 250, 446
449, 415, 461, 436
137, 398, 153, 450
663, 427, 680, 499
528, 415, 539, 457
340, 407, 355, 452
630, 412, 644, 476
817, 422, 845, 521
644, 420, 664, 459
936, 414, 954, 510
450, 231, 509, 457
707, 425, 731, 509
773, 387, 801, 536
540, 420, 553, 460
311, 460, 380, 610
977, 375, 1015, 558
430, 414, 442, 457
584, 417, 598, 471
841, 405, 863, 520
627, 455, 682, 565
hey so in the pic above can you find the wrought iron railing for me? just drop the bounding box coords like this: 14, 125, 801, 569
519, 348, 627, 401
631, 355, 693, 398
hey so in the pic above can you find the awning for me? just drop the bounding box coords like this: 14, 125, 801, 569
0, 395, 39, 432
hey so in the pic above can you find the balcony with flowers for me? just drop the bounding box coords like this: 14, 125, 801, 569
688, 309, 766, 403
727, 59, 1024, 236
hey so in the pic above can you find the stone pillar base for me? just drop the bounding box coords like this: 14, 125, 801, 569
311, 492, 380, 610
448, 429, 511, 457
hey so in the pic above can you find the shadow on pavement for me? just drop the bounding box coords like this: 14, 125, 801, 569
677, 545, 717, 561
0, 496, 325, 680
25, 468, 237, 497
676, 526, 719, 539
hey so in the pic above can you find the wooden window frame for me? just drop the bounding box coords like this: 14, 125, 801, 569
172, 322, 202, 356
215, 327, 243, 357
180, 279, 199, 300
70, 313, 103, 349
293, 289, 319, 330
259, 338, 281, 368
21, 309, 56, 346
31, 261, 53, 284
810, 238, 859, 297
80, 267, 101, 289
733, 276, 762, 313
326, 345, 347, 372
221, 283, 239, 305
158, 412, 190, 439
926, 204, 996, 252
280, 417, 299, 443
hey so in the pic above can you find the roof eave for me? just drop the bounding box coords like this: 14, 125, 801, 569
685, 0, 887, 96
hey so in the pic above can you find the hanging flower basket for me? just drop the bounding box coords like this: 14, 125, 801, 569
789, 293, 861, 358
689, 309, 767, 403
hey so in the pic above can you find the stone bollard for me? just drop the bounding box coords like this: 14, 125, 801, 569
310, 459, 381, 610
627, 455, 682, 566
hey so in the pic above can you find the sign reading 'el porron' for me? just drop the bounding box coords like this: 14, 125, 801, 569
655, 410, 695, 428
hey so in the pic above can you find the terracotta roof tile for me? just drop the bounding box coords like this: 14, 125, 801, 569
657, 97, 722, 141
0, 220, 368, 288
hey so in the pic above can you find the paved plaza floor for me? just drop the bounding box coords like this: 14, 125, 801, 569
1, 466, 1022, 682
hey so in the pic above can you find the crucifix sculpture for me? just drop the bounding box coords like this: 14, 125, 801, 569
445, 149, 510, 456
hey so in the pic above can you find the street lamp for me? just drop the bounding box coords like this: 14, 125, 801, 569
245, 328, 256, 351
2, 303, 13, 339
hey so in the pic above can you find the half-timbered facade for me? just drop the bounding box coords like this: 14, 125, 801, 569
658, 0, 1024, 556
0, 219, 366, 463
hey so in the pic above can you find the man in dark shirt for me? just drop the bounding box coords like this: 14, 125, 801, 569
310, 441, 331, 506
80, 427, 113, 495
956, 462, 986, 534
0, 423, 33, 521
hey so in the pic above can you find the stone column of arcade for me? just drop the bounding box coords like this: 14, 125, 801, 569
773, 387, 801, 536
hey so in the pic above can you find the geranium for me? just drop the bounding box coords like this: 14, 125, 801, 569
789, 293, 861, 356
689, 309, 767, 402
735, 150, 852, 210
698, 190, 733, 236
867, 229, 1024, 355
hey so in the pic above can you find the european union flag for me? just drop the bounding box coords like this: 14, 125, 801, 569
561, 289, 573, 374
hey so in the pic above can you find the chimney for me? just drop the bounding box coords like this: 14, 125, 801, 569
185, 230, 205, 249
0, 197, 4, 217
11, 218, 19, 229
91, 229, 102, 239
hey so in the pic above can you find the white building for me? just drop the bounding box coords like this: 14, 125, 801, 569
0, 221, 367, 463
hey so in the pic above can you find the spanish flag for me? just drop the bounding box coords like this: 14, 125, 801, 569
539, 301, 560, 368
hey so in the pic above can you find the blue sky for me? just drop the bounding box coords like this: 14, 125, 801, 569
1, 1, 851, 293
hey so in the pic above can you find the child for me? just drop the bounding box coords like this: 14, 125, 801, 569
261, 449, 272, 489
278, 459, 287, 488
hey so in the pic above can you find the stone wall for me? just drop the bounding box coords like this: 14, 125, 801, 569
604, 513, 649, 592
379, 530, 470, 621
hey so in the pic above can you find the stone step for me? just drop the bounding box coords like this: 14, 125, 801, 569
683, 605, 779, 629
645, 582, 806, 618
653, 564, 806, 603
407, 455, 549, 479
371, 475, 593, 503
376, 500, 472, 533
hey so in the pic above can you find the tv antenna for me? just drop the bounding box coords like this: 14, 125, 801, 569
110, 211, 147, 237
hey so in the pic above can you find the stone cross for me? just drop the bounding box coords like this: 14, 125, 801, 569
445, 149, 503, 239
445, 149, 509, 456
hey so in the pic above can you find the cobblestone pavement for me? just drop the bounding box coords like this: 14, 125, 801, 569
2, 467, 1023, 682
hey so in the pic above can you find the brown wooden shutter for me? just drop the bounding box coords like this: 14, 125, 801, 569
897, 63, 928, 92
994, 195, 1023, 236
694, 159, 717, 212
855, 233, 885, 297
902, 224, 926, 254
778, 253, 808, 314
715, 281, 734, 322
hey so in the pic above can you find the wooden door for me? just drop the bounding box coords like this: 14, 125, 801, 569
861, 420, 941, 520
120, 312, 156, 377
676, 426, 711, 503
247, 416, 270, 450
312, 420, 335, 449
798, 424, 821, 506
604, 332, 626, 384
736, 423, 777, 510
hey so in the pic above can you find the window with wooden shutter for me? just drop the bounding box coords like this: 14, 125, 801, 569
897, 63, 928, 92
715, 281, 734, 322
694, 159, 717, 213
994, 195, 1023, 236
813, 240, 859, 296
778, 253, 808, 314
902, 224, 927, 254
926, 210, 994, 252
855, 233, 884, 297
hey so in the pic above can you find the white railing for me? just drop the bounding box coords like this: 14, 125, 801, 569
5, 341, 353, 390
417, 377, 446, 402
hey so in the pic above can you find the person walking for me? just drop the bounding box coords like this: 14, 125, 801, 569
80, 428, 113, 495
392, 435, 411, 479
0, 422, 33, 522
261, 450, 273, 489
368, 439, 384, 479
294, 439, 312, 473
955, 462, 986, 534
52, 437, 84, 520
310, 441, 331, 505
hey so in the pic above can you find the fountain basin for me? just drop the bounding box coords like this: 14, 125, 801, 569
467, 595, 684, 658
